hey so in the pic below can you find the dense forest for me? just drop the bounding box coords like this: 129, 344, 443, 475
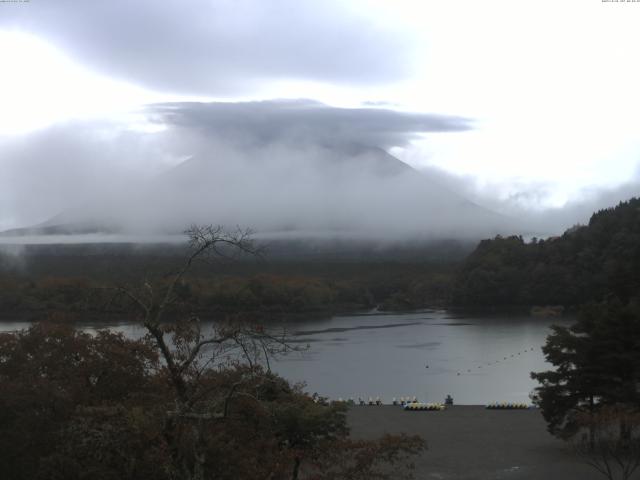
0, 241, 465, 320
452, 197, 640, 307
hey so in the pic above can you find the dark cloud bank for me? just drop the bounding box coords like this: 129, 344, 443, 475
0, 0, 413, 96
149, 99, 470, 149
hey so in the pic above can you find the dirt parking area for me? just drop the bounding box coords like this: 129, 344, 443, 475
347, 405, 603, 480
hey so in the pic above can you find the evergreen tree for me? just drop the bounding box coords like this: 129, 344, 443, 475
531, 300, 640, 439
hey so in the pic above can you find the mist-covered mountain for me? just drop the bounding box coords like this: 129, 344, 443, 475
1, 142, 511, 241
0, 100, 522, 243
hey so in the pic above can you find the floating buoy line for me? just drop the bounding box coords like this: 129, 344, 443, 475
318, 348, 540, 408
455, 346, 537, 376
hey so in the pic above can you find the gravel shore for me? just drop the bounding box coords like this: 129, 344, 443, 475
347, 405, 603, 480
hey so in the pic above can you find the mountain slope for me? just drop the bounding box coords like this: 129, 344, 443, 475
2, 143, 510, 241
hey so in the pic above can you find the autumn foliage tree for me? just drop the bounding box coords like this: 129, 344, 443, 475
0, 322, 163, 480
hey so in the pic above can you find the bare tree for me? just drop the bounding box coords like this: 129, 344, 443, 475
114, 225, 294, 480
572, 406, 640, 480
109, 225, 425, 480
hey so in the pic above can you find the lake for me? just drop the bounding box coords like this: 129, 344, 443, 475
0, 309, 569, 405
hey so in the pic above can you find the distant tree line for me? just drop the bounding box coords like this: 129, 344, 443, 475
453, 197, 640, 307
0, 266, 455, 320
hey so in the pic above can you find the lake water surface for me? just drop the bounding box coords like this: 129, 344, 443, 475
0, 310, 569, 405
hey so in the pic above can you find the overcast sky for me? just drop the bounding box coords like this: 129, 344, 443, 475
0, 0, 639, 234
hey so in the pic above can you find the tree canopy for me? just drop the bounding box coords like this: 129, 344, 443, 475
0, 321, 425, 480
453, 197, 640, 307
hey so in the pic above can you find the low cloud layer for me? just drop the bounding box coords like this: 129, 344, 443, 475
0, 119, 175, 230
418, 165, 640, 236
0, 0, 412, 96
0, 100, 636, 242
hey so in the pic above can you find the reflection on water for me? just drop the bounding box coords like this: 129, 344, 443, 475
0, 310, 570, 404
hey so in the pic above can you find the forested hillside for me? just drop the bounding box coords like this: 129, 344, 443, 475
0, 243, 462, 319
453, 197, 640, 307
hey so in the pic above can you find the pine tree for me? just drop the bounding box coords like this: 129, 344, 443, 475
531, 299, 640, 439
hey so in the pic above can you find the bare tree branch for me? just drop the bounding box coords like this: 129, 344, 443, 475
107, 224, 308, 480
